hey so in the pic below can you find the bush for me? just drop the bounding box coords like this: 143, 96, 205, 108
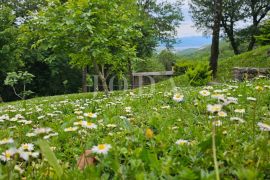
174, 61, 197, 75
185, 63, 212, 86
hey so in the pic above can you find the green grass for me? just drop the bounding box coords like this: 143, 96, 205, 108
0, 75, 270, 179
218, 45, 270, 81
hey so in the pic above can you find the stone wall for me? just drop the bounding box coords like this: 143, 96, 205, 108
233, 67, 270, 81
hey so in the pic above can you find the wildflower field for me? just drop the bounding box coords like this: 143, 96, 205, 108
0, 76, 270, 179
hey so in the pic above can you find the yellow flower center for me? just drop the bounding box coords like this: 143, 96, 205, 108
23, 145, 29, 149
98, 144, 106, 150
88, 113, 93, 117
256, 86, 263, 91
5, 153, 11, 159
175, 94, 181, 98
87, 122, 93, 126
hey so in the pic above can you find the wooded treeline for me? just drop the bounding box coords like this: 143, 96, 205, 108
0, 0, 182, 101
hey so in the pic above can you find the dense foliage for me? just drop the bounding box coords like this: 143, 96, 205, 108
0, 0, 182, 101
257, 19, 270, 45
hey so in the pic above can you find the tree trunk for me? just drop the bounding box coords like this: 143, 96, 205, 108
247, 32, 256, 51
222, 20, 240, 55
93, 60, 109, 96
210, 0, 222, 79
82, 67, 88, 93
247, 18, 257, 51
230, 37, 240, 55
222, 25, 240, 54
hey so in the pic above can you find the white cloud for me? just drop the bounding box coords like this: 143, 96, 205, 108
159, 0, 203, 37
177, 23, 202, 37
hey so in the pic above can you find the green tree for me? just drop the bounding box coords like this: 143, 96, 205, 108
0, 6, 22, 74
221, 0, 246, 55
29, 0, 141, 96
158, 50, 176, 71
136, 0, 183, 57
0, 0, 47, 18
256, 19, 270, 45
130, 0, 182, 85
190, 0, 223, 78
190, 0, 245, 55
190, 0, 270, 54
244, 0, 270, 51
4, 71, 34, 100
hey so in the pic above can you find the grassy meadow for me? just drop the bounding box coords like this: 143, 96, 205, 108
0, 74, 270, 179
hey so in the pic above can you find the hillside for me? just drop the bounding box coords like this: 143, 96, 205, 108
176, 41, 235, 61
218, 45, 270, 81
0, 75, 270, 179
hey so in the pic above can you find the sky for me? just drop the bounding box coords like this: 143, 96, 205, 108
178, 0, 202, 37
159, 0, 203, 37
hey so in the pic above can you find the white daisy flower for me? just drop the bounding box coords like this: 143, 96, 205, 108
230, 117, 245, 123
213, 120, 222, 127
14, 165, 24, 174
199, 90, 211, 97
83, 113, 97, 118
64, 127, 78, 132
15, 114, 24, 119
255, 86, 264, 91
247, 97, 256, 101
37, 115, 45, 120
224, 97, 238, 105
29, 151, 40, 158
207, 104, 223, 113
235, 109, 245, 113
74, 121, 84, 126
175, 139, 190, 145
106, 124, 117, 128
0, 138, 14, 145
173, 94, 184, 102
211, 94, 225, 101
218, 111, 227, 117
125, 107, 132, 113
257, 122, 270, 131
18, 151, 29, 161
204, 86, 213, 90
91, 144, 112, 155
0, 148, 17, 162
20, 143, 34, 151
77, 116, 84, 119
34, 127, 52, 134
26, 133, 37, 137
74, 111, 83, 115
82, 122, 97, 129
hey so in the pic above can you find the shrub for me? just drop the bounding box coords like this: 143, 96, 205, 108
174, 61, 197, 75
185, 63, 212, 86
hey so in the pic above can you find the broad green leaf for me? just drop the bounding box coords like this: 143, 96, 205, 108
38, 139, 63, 177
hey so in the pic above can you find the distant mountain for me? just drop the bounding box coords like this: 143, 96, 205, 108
157, 36, 212, 52
176, 41, 235, 61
